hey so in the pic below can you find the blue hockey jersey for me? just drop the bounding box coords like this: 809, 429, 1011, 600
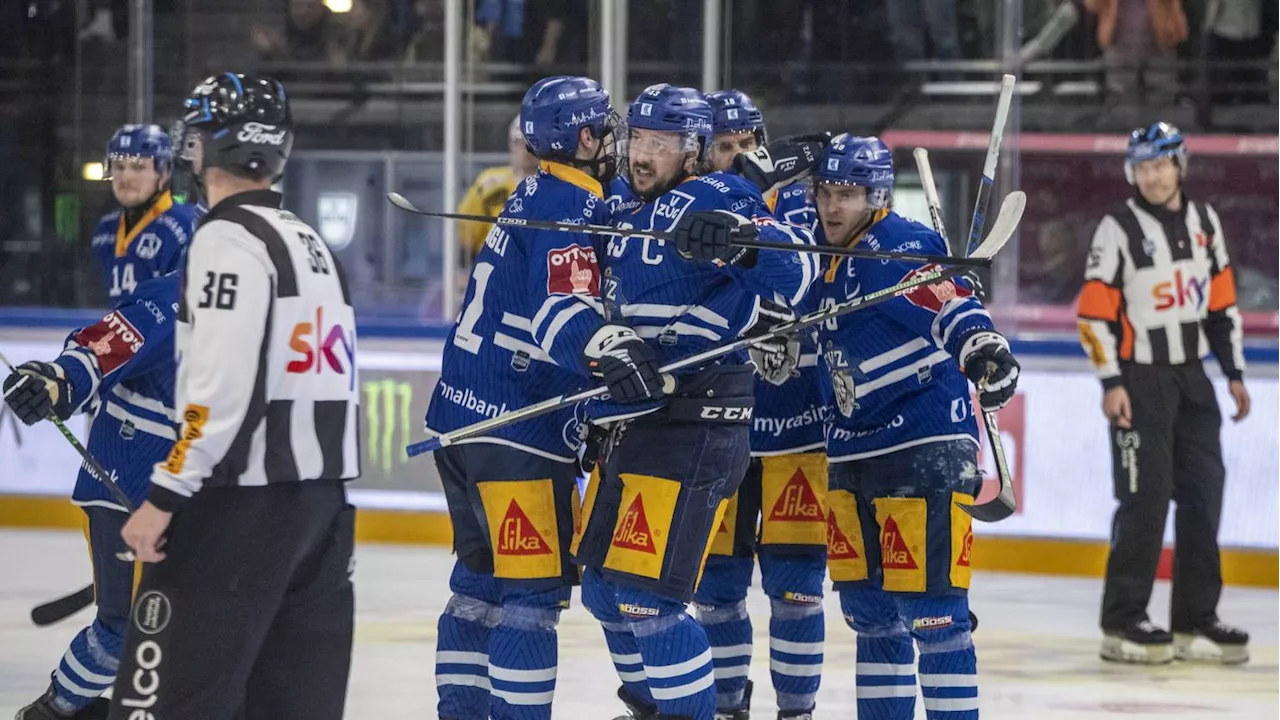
813, 210, 994, 461
89, 190, 199, 301
425, 161, 611, 461
54, 273, 180, 508
751, 182, 826, 455
582, 172, 820, 423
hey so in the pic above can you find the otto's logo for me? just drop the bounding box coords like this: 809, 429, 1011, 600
769, 469, 823, 522
288, 307, 356, 388
546, 245, 600, 296
612, 494, 656, 553
497, 499, 552, 556
880, 516, 918, 570
74, 311, 145, 376
236, 122, 287, 145
1152, 268, 1207, 311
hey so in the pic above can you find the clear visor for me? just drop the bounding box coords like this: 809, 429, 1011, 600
103, 153, 158, 179
626, 126, 699, 156
809, 180, 892, 210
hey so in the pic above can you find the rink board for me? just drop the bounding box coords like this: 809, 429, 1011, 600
1, 335, 1276, 583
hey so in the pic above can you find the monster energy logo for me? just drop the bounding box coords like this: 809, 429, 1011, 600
364, 379, 413, 473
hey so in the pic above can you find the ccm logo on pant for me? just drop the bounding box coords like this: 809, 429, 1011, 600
699, 405, 754, 421
120, 639, 162, 718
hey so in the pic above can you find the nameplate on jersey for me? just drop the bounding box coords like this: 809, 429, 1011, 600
74, 311, 145, 377
546, 244, 600, 296
651, 190, 695, 229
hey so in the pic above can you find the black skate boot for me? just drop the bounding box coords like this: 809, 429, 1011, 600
610, 686, 659, 720
15, 686, 69, 720
1174, 618, 1250, 665
778, 708, 815, 720
714, 679, 752, 720
1100, 620, 1174, 664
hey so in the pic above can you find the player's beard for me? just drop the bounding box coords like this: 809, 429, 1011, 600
630, 158, 690, 203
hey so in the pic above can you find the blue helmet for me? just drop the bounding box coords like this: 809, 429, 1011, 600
705, 89, 766, 139
627, 84, 714, 160
1125, 121, 1186, 184
815, 134, 894, 208
520, 76, 615, 159
104, 124, 174, 177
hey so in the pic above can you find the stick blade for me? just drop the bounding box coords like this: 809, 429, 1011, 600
971, 190, 1025, 260
31, 584, 95, 627
961, 487, 1018, 523
387, 192, 422, 214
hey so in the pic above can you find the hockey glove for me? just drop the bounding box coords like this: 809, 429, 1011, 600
732, 132, 830, 195
2, 361, 72, 425
959, 268, 987, 302
958, 331, 1020, 412
746, 298, 801, 386
674, 210, 758, 266
583, 325, 667, 404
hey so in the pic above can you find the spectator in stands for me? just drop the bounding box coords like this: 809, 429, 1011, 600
456, 115, 538, 268
341, 0, 398, 61
1085, 0, 1187, 101
885, 0, 962, 63
474, 0, 587, 69
404, 0, 444, 63
1205, 0, 1276, 105
252, 0, 346, 63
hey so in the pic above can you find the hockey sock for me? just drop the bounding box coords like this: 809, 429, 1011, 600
616, 584, 716, 720
899, 596, 978, 719
694, 600, 752, 711
768, 598, 824, 714
582, 568, 654, 708
841, 587, 917, 720
436, 564, 502, 720
50, 619, 122, 715
488, 587, 569, 720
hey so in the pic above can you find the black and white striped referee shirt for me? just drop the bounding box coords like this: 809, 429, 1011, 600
149, 190, 360, 510
1076, 193, 1244, 390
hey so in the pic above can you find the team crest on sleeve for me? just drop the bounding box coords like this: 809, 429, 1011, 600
74, 311, 145, 376
823, 343, 857, 418
546, 245, 600, 296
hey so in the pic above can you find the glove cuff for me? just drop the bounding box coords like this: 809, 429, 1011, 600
583, 324, 641, 360
958, 330, 1009, 374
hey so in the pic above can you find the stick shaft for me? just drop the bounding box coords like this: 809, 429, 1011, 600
964, 74, 1016, 255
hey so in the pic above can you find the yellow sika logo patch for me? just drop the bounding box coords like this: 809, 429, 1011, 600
163, 403, 209, 474
761, 454, 828, 546
874, 497, 927, 592
825, 489, 868, 582
950, 491, 975, 589
604, 473, 680, 579
477, 479, 560, 580
708, 490, 740, 557
570, 467, 602, 556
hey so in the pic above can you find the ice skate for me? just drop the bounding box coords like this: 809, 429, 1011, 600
1174, 618, 1249, 664
1100, 620, 1174, 664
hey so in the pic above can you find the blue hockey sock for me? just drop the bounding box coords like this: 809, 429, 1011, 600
50, 620, 122, 714
900, 597, 978, 719
768, 598, 824, 714
582, 568, 654, 709
488, 587, 569, 720
694, 600, 752, 711
436, 564, 502, 720
617, 585, 716, 720
841, 587, 917, 720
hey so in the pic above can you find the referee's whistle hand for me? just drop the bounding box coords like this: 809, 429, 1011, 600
122, 502, 173, 563
1228, 380, 1250, 423
1102, 386, 1132, 429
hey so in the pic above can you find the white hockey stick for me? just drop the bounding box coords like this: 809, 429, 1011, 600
406, 191, 1027, 458
963, 74, 1016, 256
914, 149, 1018, 523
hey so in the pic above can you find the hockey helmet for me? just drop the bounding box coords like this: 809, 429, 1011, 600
1125, 121, 1187, 185
180, 72, 293, 181
815, 134, 894, 209
104, 124, 174, 178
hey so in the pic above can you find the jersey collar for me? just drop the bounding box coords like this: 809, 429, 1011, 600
823, 208, 891, 282
201, 190, 284, 225
116, 190, 173, 258
540, 160, 603, 199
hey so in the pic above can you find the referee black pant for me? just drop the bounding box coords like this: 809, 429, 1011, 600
107, 481, 355, 720
1101, 362, 1225, 633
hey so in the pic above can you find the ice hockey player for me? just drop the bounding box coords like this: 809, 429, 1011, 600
90, 124, 200, 301
570, 84, 819, 720
693, 88, 826, 720
4, 272, 180, 720
425, 75, 622, 720
811, 135, 1019, 720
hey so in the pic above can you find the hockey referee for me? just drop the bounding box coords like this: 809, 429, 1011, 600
108, 73, 360, 720
1077, 122, 1251, 666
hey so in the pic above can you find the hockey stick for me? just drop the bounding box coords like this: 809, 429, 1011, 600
963, 74, 1016, 257
407, 191, 1027, 458
915, 149, 1017, 522
387, 192, 991, 269
30, 585, 96, 627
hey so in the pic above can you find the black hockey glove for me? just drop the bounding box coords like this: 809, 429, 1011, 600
583, 325, 667, 404
674, 210, 758, 266
732, 132, 831, 195
958, 331, 1020, 412
2, 361, 72, 425
959, 268, 986, 302
746, 298, 801, 386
